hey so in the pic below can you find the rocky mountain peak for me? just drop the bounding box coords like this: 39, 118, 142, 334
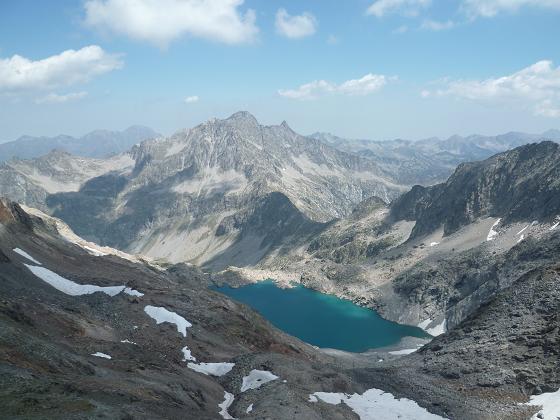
225, 110, 259, 125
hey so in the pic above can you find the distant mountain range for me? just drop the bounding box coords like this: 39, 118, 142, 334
310, 129, 560, 185
0, 126, 159, 162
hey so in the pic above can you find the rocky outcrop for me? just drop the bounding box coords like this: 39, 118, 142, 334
391, 141, 560, 239
356, 263, 560, 419
388, 231, 560, 329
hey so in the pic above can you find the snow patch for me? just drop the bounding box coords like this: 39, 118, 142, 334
310, 388, 447, 419
144, 305, 192, 337
83, 245, 107, 256
427, 319, 446, 337
123, 287, 144, 297
246, 403, 253, 413
25, 264, 125, 297
389, 348, 418, 355
517, 234, 525, 243
181, 346, 196, 362
187, 362, 235, 377
241, 369, 279, 392
13, 248, 42, 265
486, 218, 501, 241
120, 339, 137, 345
418, 319, 432, 330
91, 352, 111, 359
429, 242, 439, 247
550, 222, 559, 231
218, 391, 236, 419
525, 388, 560, 420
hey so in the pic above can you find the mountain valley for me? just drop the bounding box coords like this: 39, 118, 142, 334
1, 114, 560, 419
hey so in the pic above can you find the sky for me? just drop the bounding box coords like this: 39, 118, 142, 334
1, 0, 559, 142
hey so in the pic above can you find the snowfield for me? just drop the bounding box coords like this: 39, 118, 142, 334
25, 264, 126, 297
310, 388, 447, 420
241, 369, 279, 392
525, 388, 560, 420
13, 248, 42, 265
144, 305, 192, 337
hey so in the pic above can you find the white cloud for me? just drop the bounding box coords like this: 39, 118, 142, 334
184, 95, 199, 103
367, 0, 431, 17
275, 9, 317, 39
35, 91, 88, 104
535, 99, 560, 118
279, 73, 390, 100
462, 0, 560, 18
84, 0, 258, 48
0, 45, 122, 92
427, 60, 560, 118
327, 35, 340, 45
421, 19, 455, 31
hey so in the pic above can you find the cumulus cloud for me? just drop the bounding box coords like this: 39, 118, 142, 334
279, 73, 390, 100
275, 9, 317, 39
35, 91, 88, 104
421, 19, 455, 31
425, 60, 560, 118
367, 0, 431, 17
84, 0, 258, 47
0, 45, 122, 92
462, 0, 560, 18
184, 95, 199, 103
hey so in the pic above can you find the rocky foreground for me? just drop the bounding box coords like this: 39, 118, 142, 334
1, 196, 557, 419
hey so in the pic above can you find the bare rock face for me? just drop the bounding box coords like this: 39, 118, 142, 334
391, 141, 560, 239
0, 198, 33, 227
0, 151, 135, 212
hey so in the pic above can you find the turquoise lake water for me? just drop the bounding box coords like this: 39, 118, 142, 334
212, 280, 430, 352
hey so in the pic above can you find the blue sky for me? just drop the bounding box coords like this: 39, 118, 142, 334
1, 0, 559, 141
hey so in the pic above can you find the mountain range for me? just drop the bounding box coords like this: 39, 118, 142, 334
311, 129, 560, 185
1, 136, 559, 418
0, 125, 159, 162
